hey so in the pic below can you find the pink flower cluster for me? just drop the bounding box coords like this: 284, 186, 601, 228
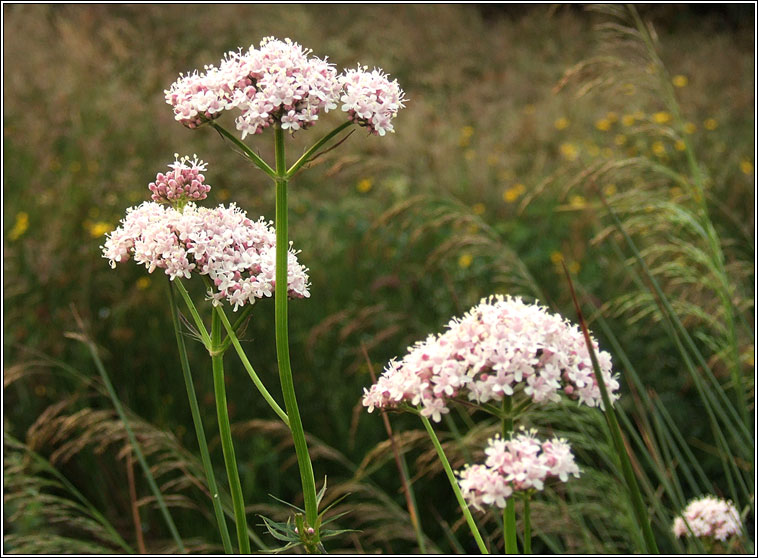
102, 202, 310, 310
362, 295, 620, 422
672, 496, 741, 541
340, 66, 406, 136
165, 37, 405, 138
148, 155, 211, 206
457, 431, 580, 510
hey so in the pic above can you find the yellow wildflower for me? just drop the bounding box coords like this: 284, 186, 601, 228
595, 118, 611, 131
674, 139, 686, 151
652, 141, 666, 156
459, 126, 475, 147
569, 195, 586, 208
604, 184, 617, 197
560, 142, 578, 161
606, 112, 618, 123
683, 122, 697, 134
86, 221, 113, 238
136, 277, 152, 290
621, 114, 636, 127
568, 261, 581, 274
672, 74, 688, 88
9, 212, 29, 241
740, 160, 753, 175
356, 178, 373, 193
653, 111, 672, 124
614, 134, 627, 146
554, 117, 570, 130
550, 251, 564, 264
472, 203, 486, 215
458, 252, 473, 269
704, 118, 718, 131
622, 83, 636, 96
217, 188, 230, 201
503, 183, 526, 203
743, 345, 754, 367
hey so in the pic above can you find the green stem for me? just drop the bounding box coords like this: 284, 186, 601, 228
82, 337, 185, 552
174, 279, 212, 350
211, 311, 251, 554
286, 121, 354, 178
213, 303, 290, 426
523, 495, 532, 554
273, 125, 319, 532
210, 122, 277, 179
502, 397, 518, 555
419, 413, 489, 554
167, 281, 233, 554
217, 304, 254, 354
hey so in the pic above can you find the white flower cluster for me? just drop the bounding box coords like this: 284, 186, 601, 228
165, 37, 405, 138
672, 496, 741, 541
457, 431, 580, 510
102, 202, 309, 310
362, 295, 620, 422
340, 66, 406, 136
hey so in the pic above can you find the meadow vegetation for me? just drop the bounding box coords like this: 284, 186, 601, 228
3, 4, 754, 554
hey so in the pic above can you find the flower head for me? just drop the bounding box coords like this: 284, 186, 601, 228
340, 66, 406, 136
672, 496, 741, 541
362, 295, 619, 422
458, 431, 580, 510
149, 155, 211, 207
102, 201, 309, 310
165, 37, 405, 138
164, 66, 232, 128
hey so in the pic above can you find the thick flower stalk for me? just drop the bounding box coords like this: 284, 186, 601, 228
102, 201, 310, 310
362, 295, 620, 422
161, 36, 405, 550
457, 430, 580, 511
673, 496, 742, 542
165, 37, 405, 139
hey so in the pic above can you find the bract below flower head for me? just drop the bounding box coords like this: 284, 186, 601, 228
672, 496, 741, 541
362, 295, 620, 422
102, 202, 309, 310
457, 430, 580, 511
149, 154, 210, 207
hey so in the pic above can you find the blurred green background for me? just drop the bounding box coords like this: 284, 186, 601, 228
3, 4, 754, 554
